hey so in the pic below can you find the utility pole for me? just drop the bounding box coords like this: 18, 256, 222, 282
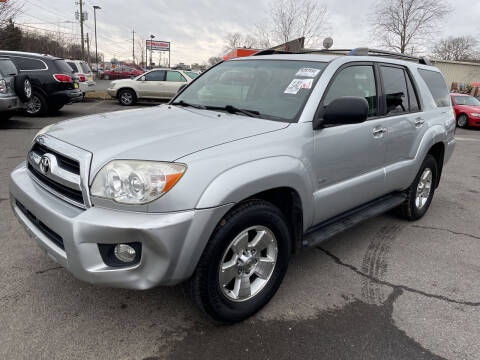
86, 33, 90, 66
132, 29, 135, 65
150, 34, 155, 67
93, 6, 101, 72
78, 0, 85, 58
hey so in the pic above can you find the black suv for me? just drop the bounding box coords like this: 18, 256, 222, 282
0, 51, 82, 116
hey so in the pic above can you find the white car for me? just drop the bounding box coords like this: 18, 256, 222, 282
107, 69, 196, 106
66, 60, 96, 95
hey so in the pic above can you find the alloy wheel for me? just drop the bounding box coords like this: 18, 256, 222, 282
415, 168, 432, 209
26, 95, 41, 114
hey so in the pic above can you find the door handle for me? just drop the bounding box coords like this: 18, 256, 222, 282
415, 117, 425, 128
372, 127, 387, 138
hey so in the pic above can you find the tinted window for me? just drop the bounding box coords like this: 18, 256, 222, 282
54, 60, 75, 74
166, 71, 186, 82
0, 59, 18, 76
67, 61, 79, 72
380, 66, 408, 115
405, 73, 419, 111
12, 57, 47, 71
145, 70, 165, 81
418, 69, 450, 107
324, 65, 377, 117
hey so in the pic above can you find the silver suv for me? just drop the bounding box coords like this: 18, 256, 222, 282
9, 49, 456, 322
0, 57, 32, 119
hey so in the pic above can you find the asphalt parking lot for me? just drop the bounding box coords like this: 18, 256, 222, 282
1, 103, 480, 359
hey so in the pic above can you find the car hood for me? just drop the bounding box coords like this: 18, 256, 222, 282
455, 104, 480, 113
45, 105, 289, 176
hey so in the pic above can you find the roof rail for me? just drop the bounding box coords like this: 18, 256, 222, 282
253, 47, 432, 66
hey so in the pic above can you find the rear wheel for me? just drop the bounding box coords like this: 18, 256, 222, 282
188, 200, 291, 323
398, 154, 438, 221
14, 75, 32, 102
457, 114, 468, 128
24, 92, 47, 116
118, 89, 136, 106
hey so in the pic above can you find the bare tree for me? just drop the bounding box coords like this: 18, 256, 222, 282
432, 36, 479, 61
266, 0, 329, 47
207, 56, 222, 66
371, 0, 451, 54
223, 33, 260, 53
0, 0, 22, 24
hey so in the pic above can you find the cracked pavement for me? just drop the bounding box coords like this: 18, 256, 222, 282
1, 105, 479, 359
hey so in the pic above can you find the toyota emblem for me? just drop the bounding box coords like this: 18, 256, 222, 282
39, 155, 50, 174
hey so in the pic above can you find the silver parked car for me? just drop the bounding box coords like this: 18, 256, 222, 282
9, 49, 455, 322
107, 68, 196, 105
0, 57, 32, 120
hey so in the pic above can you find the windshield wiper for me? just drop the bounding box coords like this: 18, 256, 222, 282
171, 100, 206, 109
205, 105, 261, 118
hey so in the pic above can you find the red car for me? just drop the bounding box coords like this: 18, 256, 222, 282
100, 66, 144, 80
450, 93, 480, 128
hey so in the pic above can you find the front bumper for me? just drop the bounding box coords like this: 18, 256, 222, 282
9, 163, 232, 289
107, 88, 117, 98
467, 115, 480, 127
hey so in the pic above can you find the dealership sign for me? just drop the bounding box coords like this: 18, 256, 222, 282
146, 40, 170, 51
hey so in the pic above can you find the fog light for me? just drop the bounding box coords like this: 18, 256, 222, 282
114, 244, 136, 263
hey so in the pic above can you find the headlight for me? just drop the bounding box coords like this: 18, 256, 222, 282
90, 160, 186, 204
0, 79, 7, 94
34, 124, 53, 140
470, 113, 480, 118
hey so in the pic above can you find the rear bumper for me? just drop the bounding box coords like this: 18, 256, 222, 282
9, 162, 232, 289
0, 95, 23, 111
50, 89, 83, 104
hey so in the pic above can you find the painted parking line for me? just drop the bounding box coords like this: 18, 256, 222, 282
455, 136, 480, 142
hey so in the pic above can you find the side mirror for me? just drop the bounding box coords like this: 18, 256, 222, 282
315, 96, 369, 128
177, 83, 187, 93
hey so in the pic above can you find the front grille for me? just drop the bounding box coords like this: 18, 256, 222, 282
15, 200, 64, 250
31, 142, 80, 175
28, 163, 84, 205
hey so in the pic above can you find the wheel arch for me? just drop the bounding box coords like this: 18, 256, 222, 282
117, 87, 139, 99
427, 142, 445, 188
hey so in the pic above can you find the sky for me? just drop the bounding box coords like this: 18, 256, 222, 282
14, 0, 480, 65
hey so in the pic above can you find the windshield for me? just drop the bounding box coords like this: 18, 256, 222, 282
453, 95, 480, 106
173, 60, 327, 122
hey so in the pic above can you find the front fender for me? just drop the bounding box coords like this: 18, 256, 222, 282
196, 156, 315, 230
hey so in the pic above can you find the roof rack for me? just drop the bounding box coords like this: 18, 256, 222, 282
253, 47, 432, 66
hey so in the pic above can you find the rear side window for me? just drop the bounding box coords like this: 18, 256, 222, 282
54, 60, 75, 74
67, 61, 79, 72
80, 62, 91, 73
405, 73, 419, 112
145, 70, 165, 81
418, 69, 450, 107
166, 71, 187, 82
324, 65, 377, 117
12, 57, 47, 71
0, 59, 18, 76
380, 66, 408, 115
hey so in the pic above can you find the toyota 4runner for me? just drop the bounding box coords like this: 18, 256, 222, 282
9, 48, 456, 323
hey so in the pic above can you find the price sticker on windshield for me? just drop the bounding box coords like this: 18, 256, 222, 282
295, 68, 321, 77
284, 79, 314, 94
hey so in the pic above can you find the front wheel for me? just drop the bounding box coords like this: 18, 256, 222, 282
398, 154, 438, 221
118, 89, 136, 106
457, 114, 468, 128
188, 200, 291, 323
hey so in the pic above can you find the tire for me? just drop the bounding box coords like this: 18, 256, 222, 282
188, 200, 291, 323
24, 92, 47, 117
2, 112, 14, 120
14, 75, 32, 102
118, 89, 136, 106
398, 154, 438, 221
457, 114, 468, 128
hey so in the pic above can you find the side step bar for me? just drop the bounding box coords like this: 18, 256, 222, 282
302, 193, 407, 248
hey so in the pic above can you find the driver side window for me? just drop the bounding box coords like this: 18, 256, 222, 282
324, 65, 377, 117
